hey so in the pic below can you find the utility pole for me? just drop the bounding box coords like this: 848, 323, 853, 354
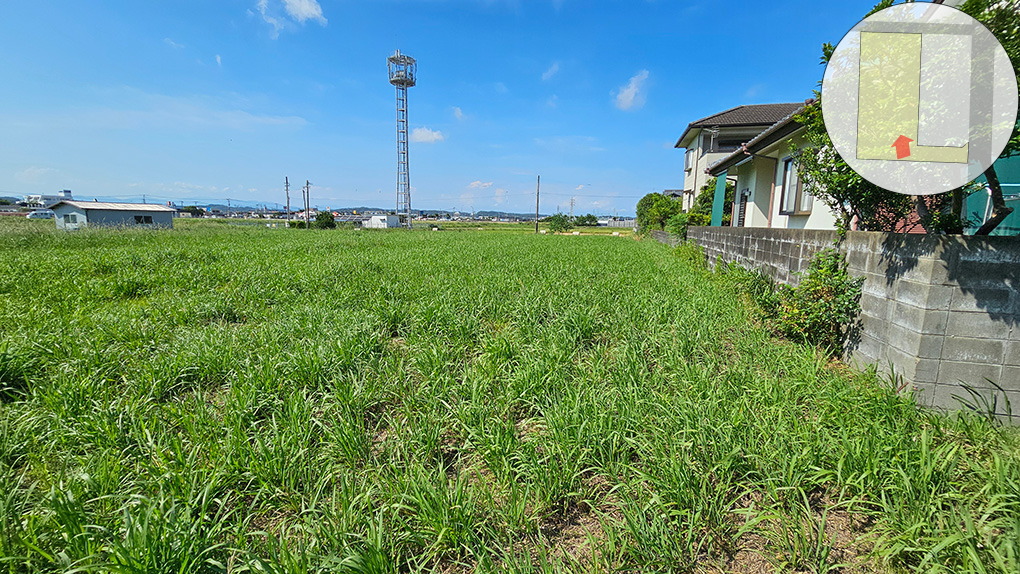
535, 175, 540, 233
303, 180, 311, 229
285, 177, 290, 225
227, 198, 231, 217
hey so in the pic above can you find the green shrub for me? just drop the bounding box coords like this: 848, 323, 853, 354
546, 213, 573, 233
775, 248, 862, 356
314, 211, 337, 229
635, 192, 682, 231
665, 212, 689, 238
687, 213, 711, 227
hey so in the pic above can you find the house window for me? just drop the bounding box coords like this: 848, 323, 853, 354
684, 148, 695, 171
799, 185, 814, 214
134, 215, 154, 225
63, 214, 77, 224
779, 157, 812, 215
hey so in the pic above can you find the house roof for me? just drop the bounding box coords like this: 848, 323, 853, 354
707, 103, 811, 176
675, 103, 803, 148
51, 201, 177, 212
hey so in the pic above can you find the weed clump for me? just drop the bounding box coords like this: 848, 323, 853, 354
775, 248, 862, 356
673, 240, 708, 270
709, 248, 862, 358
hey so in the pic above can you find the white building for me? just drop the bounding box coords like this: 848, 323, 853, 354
24, 189, 72, 208
363, 215, 400, 229
50, 201, 176, 230
675, 104, 802, 210
706, 105, 838, 231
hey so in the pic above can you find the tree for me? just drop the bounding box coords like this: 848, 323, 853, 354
800, 0, 1020, 234
635, 193, 682, 231
546, 213, 574, 233
314, 211, 337, 229
689, 177, 735, 226
574, 213, 598, 226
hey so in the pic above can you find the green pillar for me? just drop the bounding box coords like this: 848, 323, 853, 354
710, 171, 727, 227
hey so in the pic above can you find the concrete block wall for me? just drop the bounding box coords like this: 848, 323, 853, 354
683, 227, 1020, 419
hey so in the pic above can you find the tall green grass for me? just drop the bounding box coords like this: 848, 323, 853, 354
0, 223, 1017, 572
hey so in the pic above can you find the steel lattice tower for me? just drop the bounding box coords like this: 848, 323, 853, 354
387, 50, 416, 228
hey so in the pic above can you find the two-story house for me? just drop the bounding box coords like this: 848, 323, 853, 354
674, 103, 802, 210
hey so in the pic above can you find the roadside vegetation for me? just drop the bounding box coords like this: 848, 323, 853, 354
1, 224, 1018, 573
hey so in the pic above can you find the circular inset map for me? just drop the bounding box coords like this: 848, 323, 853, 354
822, 3, 1018, 195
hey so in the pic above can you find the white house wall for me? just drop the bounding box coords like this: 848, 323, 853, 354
750, 156, 776, 228
763, 134, 838, 231
729, 155, 777, 229
684, 128, 771, 211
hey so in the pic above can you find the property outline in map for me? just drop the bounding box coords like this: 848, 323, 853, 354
822, 3, 1017, 195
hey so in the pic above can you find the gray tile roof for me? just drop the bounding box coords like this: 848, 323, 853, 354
675, 103, 803, 148
687, 103, 803, 128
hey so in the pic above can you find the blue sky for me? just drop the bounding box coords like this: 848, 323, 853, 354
0, 0, 887, 216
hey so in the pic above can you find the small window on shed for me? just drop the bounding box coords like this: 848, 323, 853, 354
134, 215, 154, 225
63, 214, 77, 224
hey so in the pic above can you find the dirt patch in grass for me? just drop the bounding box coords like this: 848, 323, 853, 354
538, 501, 604, 565
515, 417, 547, 441
517, 475, 623, 568
715, 491, 878, 574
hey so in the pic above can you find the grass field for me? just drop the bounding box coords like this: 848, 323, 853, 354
0, 223, 1018, 573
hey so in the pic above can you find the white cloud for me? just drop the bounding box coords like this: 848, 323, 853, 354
15, 166, 57, 184
469, 181, 493, 189
452, 106, 465, 120
410, 127, 445, 143
283, 0, 327, 24
163, 38, 184, 49
215, 54, 223, 67
255, 0, 326, 38
575, 184, 585, 191
255, 0, 285, 37
542, 62, 560, 81
614, 69, 650, 111
546, 94, 559, 108
494, 82, 508, 94
494, 187, 507, 204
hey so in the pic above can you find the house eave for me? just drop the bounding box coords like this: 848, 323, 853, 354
707, 116, 807, 176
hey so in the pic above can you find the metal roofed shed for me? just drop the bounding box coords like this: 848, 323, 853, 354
50, 201, 176, 230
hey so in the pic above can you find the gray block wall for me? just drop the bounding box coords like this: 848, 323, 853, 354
682, 227, 1020, 419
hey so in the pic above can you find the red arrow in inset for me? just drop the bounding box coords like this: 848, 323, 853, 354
892, 135, 914, 159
